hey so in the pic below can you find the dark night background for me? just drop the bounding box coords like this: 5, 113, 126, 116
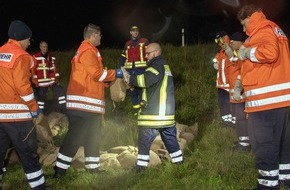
1, 0, 290, 51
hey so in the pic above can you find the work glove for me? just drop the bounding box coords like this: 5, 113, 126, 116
237, 45, 251, 61
30, 108, 43, 118
222, 43, 234, 59
212, 58, 218, 70
213, 62, 218, 70
233, 79, 243, 101
115, 68, 123, 78
121, 67, 130, 84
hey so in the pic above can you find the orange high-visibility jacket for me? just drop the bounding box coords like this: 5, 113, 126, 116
228, 59, 246, 103
0, 39, 38, 122
241, 12, 290, 112
66, 40, 116, 114
215, 50, 231, 91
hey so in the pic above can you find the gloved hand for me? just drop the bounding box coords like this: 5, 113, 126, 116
233, 79, 243, 101
30, 108, 43, 118
212, 58, 218, 70
115, 68, 123, 78
222, 43, 234, 59
237, 45, 251, 61
121, 67, 130, 84
213, 62, 218, 70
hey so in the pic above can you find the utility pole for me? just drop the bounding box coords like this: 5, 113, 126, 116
182, 28, 185, 47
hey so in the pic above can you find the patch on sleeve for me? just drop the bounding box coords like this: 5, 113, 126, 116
0, 53, 13, 62
274, 27, 286, 38
0, 53, 14, 68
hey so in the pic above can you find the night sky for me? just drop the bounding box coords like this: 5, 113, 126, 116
1, 0, 290, 51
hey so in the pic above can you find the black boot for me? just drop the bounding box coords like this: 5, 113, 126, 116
134, 166, 147, 173
53, 166, 66, 178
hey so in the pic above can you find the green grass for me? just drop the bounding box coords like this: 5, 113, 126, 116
3, 117, 258, 190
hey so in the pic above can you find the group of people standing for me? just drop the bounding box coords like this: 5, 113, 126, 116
214, 4, 290, 190
0, 19, 183, 190
1, 3, 290, 190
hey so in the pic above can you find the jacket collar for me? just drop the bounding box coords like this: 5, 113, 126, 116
246, 12, 267, 36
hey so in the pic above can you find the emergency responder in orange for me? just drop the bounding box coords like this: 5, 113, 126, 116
213, 31, 234, 127
0, 20, 47, 190
53, 23, 123, 177
122, 43, 183, 172
237, 5, 290, 189
32, 41, 66, 114
120, 26, 149, 115
224, 32, 250, 151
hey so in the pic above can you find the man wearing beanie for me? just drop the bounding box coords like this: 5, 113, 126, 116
0, 20, 48, 190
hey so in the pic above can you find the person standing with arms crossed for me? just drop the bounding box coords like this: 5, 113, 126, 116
120, 26, 149, 115
53, 23, 123, 177
237, 5, 290, 189
32, 41, 66, 114
122, 43, 183, 172
0, 20, 47, 190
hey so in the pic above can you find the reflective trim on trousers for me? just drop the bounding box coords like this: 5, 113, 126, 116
279, 163, 290, 180
85, 163, 101, 169
56, 162, 70, 170
85, 156, 100, 169
239, 142, 250, 146
257, 179, 278, 187
85, 157, 100, 162
170, 150, 183, 163
59, 100, 66, 104
28, 176, 45, 189
172, 156, 183, 163
25, 169, 45, 188
280, 164, 290, 170
57, 153, 73, 162
239, 136, 250, 141
137, 154, 150, 167
25, 169, 43, 180
137, 160, 149, 167
258, 169, 279, 188
259, 169, 279, 177
222, 114, 232, 122
170, 150, 182, 158
279, 174, 290, 180
137, 154, 150, 160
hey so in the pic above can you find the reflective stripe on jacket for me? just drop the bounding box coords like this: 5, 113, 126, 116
123, 38, 148, 69
32, 51, 59, 87
241, 12, 290, 112
215, 51, 230, 91
130, 55, 175, 128
0, 39, 37, 122
66, 40, 116, 114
